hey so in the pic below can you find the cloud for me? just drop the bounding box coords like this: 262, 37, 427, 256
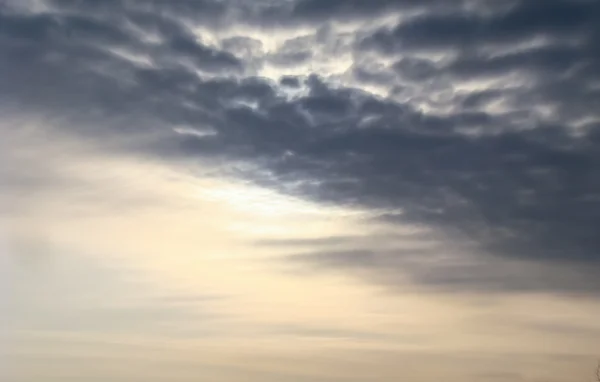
2, 0, 600, 296
286, 245, 600, 295
287, 0, 457, 23
360, 0, 598, 52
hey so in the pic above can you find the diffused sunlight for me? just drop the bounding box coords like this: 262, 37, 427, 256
2, 1, 600, 380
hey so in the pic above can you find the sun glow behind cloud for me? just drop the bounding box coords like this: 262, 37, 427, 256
3, 118, 600, 382
3, 0, 600, 380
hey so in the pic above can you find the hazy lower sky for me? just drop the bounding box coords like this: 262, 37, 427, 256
2, 1, 600, 381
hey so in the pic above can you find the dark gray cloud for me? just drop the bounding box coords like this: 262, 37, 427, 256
361, 0, 599, 52
279, 75, 301, 88
2, 0, 600, 295
287, 0, 462, 22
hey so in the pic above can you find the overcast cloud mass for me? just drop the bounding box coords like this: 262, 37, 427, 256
2, 1, 600, 381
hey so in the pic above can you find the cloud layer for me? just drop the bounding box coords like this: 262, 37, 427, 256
2, 0, 600, 295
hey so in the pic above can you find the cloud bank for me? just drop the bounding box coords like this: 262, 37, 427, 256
2, 0, 600, 296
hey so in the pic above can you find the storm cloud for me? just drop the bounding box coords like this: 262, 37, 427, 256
2, 0, 600, 296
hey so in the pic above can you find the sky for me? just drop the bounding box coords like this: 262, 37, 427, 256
1, 0, 600, 381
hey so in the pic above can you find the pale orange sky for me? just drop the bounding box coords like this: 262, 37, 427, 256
2, 0, 600, 380
3, 123, 600, 382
